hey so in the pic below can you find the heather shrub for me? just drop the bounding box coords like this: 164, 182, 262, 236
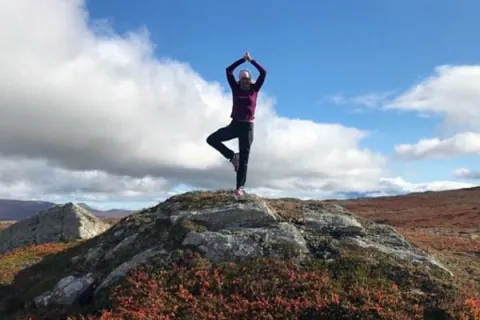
72, 250, 479, 320
401, 229, 480, 252
1, 245, 478, 320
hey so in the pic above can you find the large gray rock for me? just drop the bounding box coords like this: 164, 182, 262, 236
32, 190, 453, 309
162, 198, 280, 231
304, 209, 366, 236
0, 203, 110, 254
94, 246, 166, 295
34, 273, 96, 308
182, 222, 310, 262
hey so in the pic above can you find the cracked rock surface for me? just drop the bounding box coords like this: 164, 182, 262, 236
0, 203, 110, 254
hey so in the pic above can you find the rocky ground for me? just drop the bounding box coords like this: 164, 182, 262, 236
0, 221, 15, 232
0, 189, 479, 319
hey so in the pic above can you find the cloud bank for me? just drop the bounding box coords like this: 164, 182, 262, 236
0, 0, 473, 208
394, 133, 480, 160
387, 65, 480, 132
386, 65, 480, 162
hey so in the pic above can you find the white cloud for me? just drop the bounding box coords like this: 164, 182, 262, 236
0, 156, 172, 203
329, 91, 395, 109
454, 168, 480, 180
0, 0, 393, 204
387, 65, 480, 160
386, 65, 480, 131
394, 132, 480, 159
373, 177, 475, 196
260, 177, 478, 201
161, 178, 477, 202
0, 158, 470, 207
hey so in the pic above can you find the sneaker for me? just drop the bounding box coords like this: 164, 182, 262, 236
234, 187, 245, 197
230, 153, 239, 171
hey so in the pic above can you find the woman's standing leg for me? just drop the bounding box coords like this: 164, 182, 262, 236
236, 122, 254, 190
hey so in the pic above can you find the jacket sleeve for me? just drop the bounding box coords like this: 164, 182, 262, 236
226, 58, 246, 89
250, 59, 267, 91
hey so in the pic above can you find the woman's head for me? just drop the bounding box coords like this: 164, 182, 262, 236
238, 69, 253, 89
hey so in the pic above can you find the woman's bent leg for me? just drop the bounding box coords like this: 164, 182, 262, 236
206, 121, 237, 160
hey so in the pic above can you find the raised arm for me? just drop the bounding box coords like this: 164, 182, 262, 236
250, 59, 266, 91
226, 57, 246, 89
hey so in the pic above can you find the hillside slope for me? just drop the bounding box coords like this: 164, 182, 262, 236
334, 186, 480, 230
0, 190, 478, 320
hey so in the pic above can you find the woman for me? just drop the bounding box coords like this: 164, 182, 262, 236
206, 51, 267, 197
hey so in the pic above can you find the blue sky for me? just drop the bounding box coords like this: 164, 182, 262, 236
83, 0, 480, 184
1, 0, 480, 211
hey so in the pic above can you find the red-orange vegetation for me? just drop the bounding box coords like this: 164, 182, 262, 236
400, 229, 480, 252
338, 187, 480, 229
68, 253, 479, 320
0, 243, 72, 285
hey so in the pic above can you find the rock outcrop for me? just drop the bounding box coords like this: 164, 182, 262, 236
30, 191, 454, 309
0, 203, 110, 254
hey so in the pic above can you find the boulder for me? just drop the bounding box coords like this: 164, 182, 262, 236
0, 203, 110, 254
34, 273, 96, 308
31, 190, 453, 309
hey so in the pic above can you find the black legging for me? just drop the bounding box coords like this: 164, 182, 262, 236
206, 120, 254, 189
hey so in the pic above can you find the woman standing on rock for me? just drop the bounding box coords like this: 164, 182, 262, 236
206, 52, 267, 197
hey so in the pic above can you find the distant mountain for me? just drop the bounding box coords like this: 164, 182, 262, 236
0, 199, 56, 221
77, 203, 134, 218
76, 203, 97, 212
0, 200, 134, 221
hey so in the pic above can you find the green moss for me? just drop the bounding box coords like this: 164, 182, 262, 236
268, 242, 304, 259
177, 218, 207, 233
266, 199, 305, 222
326, 247, 464, 304
327, 255, 371, 287
159, 190, 233, 213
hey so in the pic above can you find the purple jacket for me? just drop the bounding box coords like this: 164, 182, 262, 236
226, 58, 267, 122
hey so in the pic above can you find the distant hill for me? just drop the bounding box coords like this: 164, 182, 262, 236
76, 203, 134, 218
0, 199, 56, 221
3, 185, 480, 223
0, 200, 134, 221
333, 186, 480, 229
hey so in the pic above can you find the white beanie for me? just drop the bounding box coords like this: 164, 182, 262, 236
238, 69, 251, 79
